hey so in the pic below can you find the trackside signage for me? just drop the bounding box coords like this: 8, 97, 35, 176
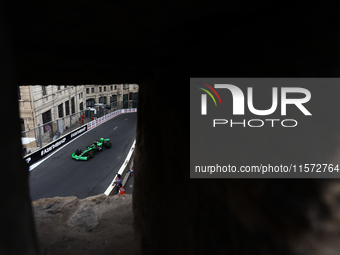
87, 109, 137, 130
24, 125, 88, 167
190, 78, 340, 179
70, 126, 86, 138
41, 138, 67, 156
24, 108, 138, 167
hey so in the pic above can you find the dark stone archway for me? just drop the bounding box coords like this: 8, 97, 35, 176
2, 1, 340, 254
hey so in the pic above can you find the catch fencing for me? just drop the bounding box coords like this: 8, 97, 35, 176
24, 108, 137, 167
21, 100, 137, 156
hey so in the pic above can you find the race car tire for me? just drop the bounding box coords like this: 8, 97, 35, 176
104, 142, 112, 148
88, 151, 94, 158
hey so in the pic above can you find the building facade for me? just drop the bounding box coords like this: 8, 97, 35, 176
18, 85, 86, 132
18, 84, 138, 154
18, 84, 139, 133
85, 84, 139, 109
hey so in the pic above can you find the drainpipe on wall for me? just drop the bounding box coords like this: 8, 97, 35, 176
29, 86, 37, 129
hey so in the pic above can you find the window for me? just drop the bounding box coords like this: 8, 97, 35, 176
42, 86, 46, 96
114, 85, 117, 90
86, 88, 89, 94
132, 93, 138, 100
110, 95, 117, 102
42, 110, 51, 123
99, 96, 106, 104
17, 87, 21, 100
86, 99, 95, 107
123, 94, 128, 108
71, 97, 75, 114
79, 102, 83, 111
65, 100, 70, 115
104, 86, 106, 92
20, 118, 25, 134
58, 104, 64, 118
42, 110, 52, 133
111, 86, 113, 91
99, 87, 102, 92
58, 86, 61, 90
91, 87, 94, 93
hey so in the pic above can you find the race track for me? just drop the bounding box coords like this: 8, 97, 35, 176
29, 112, 136, 201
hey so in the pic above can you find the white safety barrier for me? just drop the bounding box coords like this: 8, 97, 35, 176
87, 108, 137, 131
104, 140, 136, 196
27, 108, 137, 170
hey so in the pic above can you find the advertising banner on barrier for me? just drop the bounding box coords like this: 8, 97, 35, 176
24, 125, 88, 167
25, 108, 138, 167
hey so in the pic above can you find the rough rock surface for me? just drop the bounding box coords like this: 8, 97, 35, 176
32, 194, 140, 255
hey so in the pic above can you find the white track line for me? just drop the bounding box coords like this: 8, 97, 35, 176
29, 129, 91, 171
29, 111, 136, 171
114, 126, 118, 130
104, 140, 135, 196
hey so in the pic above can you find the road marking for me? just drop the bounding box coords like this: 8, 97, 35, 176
104, 140, 136, 196
125, 118, 128, 120
28, 111, 137, 172
29, 128, 91, 171
114, 126, 118, 130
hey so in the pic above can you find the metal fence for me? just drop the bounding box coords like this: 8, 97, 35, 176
21, 100, 137, 156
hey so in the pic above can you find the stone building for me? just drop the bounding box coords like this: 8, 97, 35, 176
18, 84, 138, 133
18, 85, 86, 132
85, 84, 139, 109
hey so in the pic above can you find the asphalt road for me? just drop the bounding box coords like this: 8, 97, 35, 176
29, 112, 137, 201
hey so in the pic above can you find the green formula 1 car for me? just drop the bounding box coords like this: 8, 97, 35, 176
71, 138, 112, 160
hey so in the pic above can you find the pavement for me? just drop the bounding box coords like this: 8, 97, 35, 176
29, 112, 137, 200
124, 174, 133, 194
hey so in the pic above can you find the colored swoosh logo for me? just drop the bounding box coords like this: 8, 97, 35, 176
198, 87, 217, 106
197, 82, 222, 106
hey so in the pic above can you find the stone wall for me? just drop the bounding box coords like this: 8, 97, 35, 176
2, 1, 340, 255
32, 194, 141, 255
133, 73, 340, 254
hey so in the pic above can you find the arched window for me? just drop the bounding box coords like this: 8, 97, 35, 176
86, 98, 95, 107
